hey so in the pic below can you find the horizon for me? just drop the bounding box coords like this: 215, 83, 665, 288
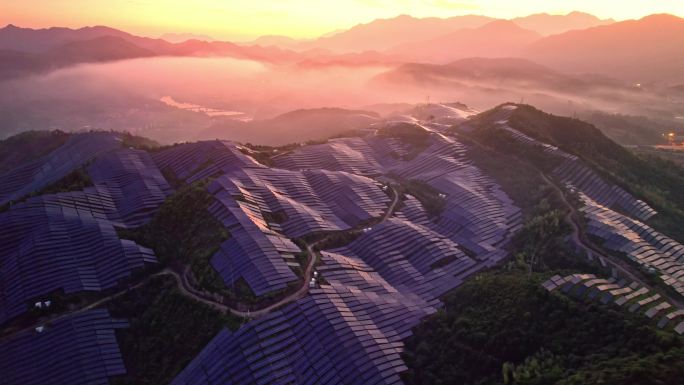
2, 0, 683, 41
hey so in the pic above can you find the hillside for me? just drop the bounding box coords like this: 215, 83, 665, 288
404, 271, 684, 385
0, 130, 70, 172
468, 104, 684, 240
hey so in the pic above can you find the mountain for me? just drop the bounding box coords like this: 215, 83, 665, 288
301, 14, 496, 53
376, 57, 626, 92
386, 20, 541, 63
0, 35, 160, 80
524, 14, 684, 83
47, 35, 156, 63
512, 11, 614, 35
0, 24, 134, 52
198, 108, 380, 145
0, 23, 191, 55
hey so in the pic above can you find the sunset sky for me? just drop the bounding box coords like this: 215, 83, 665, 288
2, 0, 683, 41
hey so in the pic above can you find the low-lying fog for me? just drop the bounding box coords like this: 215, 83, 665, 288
0, 56, 681, 144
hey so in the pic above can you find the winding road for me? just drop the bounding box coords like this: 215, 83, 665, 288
458, 127, 683, 309
540, 173, 684, 309
2, 185, 400, 339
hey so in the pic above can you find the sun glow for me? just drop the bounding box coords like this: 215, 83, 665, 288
2, 0, 683, 41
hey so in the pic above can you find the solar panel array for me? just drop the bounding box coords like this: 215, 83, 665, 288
87, 148, 173, 227
209, 190, 300, 296
0, 196, 157, 323
173, 130, 523, 384
0, 132, 122, 205
206, 166, 391, 296
273, 137, 401, 176
495, 115, 656, 221
2, 129, 524, 384
389, 136, 521, 263
328, 217, 478, 300
152, 140, 265, 182
0, 309, 128, 385
275, 133, 521, 264
579, 194, 684, 297
553, 160, 656, 221
172, 284, 436, 385
543, 274, 684, 334
210, 168, 391, 238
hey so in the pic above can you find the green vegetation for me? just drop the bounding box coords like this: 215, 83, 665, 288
401, 154, 680, 384
1, 166, 93, 212
396, 179, 446, 218
263, 210, 288, 224
118, 179, 301, 307
460, 134, 558, 216
503, 105, 684, 243
400, 168, 670, 384
119, 132, 161, 151
632, 147, 684, 169
307, 230, 362, 250
39, 167, 93, 195
118, 179, 229, 289
378, 123, 431, 160
0, 130, 70, 173
108, 275, 241, 385
582, 111, 675, 145
241, 149, 275, 167
403, 269, 684, 385
461, 114, 561, 174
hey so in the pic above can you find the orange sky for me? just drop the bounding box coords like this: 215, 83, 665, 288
2, 0, 683, 41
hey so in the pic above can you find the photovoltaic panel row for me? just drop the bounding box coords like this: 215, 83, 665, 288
579, 194, 684, 297
152, 140, 264, 183
0, 309, 128, 385
210, 168, 391, 238
0, 198, 157, 324
87, 148, 173, 228
0, 133, 122, 205
172, 284, 435, 385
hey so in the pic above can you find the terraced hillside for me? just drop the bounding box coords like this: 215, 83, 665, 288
460, 104, 684, 300
0, 103, 682, 384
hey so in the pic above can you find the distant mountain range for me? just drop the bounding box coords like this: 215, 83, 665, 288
293, 14, 496, 53
261, 12, 611, 53
511, 11, 613, 35
1, 12, 683, 84
524, 14, 684, 83
386, 20, 541, 63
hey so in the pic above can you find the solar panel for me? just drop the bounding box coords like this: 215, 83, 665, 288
0, 309, 128, 385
